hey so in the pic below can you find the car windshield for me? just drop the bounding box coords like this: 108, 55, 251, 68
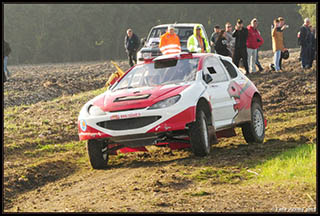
148, 27, 194, 41
113, 58, 199, 90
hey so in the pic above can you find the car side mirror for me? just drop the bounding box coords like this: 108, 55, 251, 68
203, 73, 213, 84
141, 38, 146, 46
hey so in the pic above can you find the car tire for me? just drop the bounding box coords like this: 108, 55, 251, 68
189, 109, 211, 156
87, 139, 109, 169
241, 99, 265, 143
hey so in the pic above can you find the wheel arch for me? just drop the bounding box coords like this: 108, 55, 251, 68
252, 92, 263, 109
196, 97, 213, 126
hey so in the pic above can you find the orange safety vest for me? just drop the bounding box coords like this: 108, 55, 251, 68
159, 32, 181, 55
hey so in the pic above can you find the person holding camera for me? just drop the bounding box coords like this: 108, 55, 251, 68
270, 17, 288, 72
232, 18, 249, 74
278, 17, 289, 70
246, 18, 264, 73
272, 19, 286, 72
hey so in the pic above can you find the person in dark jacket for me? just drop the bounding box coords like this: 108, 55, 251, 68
210, 25, 221, 53
309, 25, 316, 68
4, 40, 11, 82
299, 18, 312, 69
232, 19, 249, 74
124, 29, 140, 67
215, 30, 231, 57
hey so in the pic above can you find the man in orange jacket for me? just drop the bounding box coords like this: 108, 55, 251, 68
159, 25, 181, 55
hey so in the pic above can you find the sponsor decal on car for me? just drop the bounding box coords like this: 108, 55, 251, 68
110, 115, 120, 120
80, 119, 87, 131
228, 80, 252, 111
110, 113, 142, 120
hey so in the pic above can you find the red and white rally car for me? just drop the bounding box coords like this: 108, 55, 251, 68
78, 52, 266, 169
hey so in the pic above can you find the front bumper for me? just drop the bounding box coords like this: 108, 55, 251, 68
78, 106, 196, 141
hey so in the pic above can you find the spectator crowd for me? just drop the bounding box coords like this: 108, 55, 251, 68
122, 16, 316, 75
4, 16, 316, 83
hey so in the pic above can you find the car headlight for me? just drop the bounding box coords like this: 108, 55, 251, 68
148, 95, 181, 110
88, 105, 105, 116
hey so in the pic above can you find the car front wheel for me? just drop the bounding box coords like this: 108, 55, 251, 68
87, 139, 109, 169
189, 109, 211, 156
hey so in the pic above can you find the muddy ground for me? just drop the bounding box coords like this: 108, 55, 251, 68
3, 48, 317, 212
4, 61, 131, 108
3, 49, 295, 109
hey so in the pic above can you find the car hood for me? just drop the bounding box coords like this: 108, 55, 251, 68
93, 84, 190, 112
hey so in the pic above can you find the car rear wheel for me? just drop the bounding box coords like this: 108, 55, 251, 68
189, 109, 211, 156
241, 99, 265, 143
87, 139, 109, 169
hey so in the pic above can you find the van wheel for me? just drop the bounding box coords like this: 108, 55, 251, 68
87, 139, 109, 169
189, 109, 210, 156
242, 100, 265, 143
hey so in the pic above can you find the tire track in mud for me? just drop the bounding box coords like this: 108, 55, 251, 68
7, 148, 316, 212
6, 134, 316, 212
8, 166, 150, 212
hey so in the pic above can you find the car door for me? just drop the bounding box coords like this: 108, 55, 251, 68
221, 58, 252, 124
202, 56, 237, 129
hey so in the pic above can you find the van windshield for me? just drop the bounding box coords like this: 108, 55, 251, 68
148, 27, 194, 41
113, 58, 199, 90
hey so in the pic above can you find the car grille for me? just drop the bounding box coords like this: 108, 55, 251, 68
97, 116, 161, 130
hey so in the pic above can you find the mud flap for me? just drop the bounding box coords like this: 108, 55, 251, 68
216, 128, 236, 138
208, 125, 218, 144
